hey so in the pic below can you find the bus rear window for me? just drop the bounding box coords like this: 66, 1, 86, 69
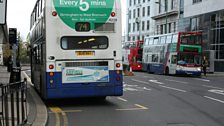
61, 36, 108, 50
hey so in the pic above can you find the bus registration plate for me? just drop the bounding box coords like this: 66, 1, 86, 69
76, 51, 95, 56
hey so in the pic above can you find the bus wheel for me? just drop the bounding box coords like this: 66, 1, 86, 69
165, 67, 169, 75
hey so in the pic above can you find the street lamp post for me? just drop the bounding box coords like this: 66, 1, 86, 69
155, 1, 168, 34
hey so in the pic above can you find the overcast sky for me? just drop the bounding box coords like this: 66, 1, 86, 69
7, 0, 127, 40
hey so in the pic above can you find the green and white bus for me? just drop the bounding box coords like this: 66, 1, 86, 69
143, 32, 202, 76
30, 0, 123, 99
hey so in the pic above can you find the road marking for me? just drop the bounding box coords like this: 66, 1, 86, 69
149, 80, 164, 85
208, 89, 224, 96
165, 79, 188, 84
117, 97, 128, 102
132, 79, 149, 84
143, 87, 152, 91
49, 107, 62, 126
159, 85, 187, 93
116, 104, 148, 111
134, 104, 148, 109
204, 96, 224, 104
203, 85, 224, 90
49, 106, 68, 126
194, 78, 210, 82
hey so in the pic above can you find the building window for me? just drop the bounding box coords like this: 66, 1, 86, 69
147, 20, 150, 30
168, 23, 171, 33
133, 9, 136, 18
137, 8, 140, 17
143, 0, 145, 3
142, 21, 145, 31
129, 0, 132, 6
171, 0, 174, 10
128, 10, 131, 19
173, 22, 176, 32
138, 0, 140, 4
134, 0, 136, 5
133, 23, 136, 32
160, 25, 163, 34
143, 7, 145, 17
128, 23, 131, 33
137, 23, 140, 31
193, 0, 202, 4
147, 6, 150, 16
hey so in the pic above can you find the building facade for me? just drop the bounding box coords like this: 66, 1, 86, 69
125, 0, 156, 42
0, 25, 8, 65
125, 0, 180, 42
178, 0, 224, 72
152, 0, 180, 35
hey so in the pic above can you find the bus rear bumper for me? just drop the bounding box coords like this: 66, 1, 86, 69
46, 86, 123, 99
176, 70, 201, 76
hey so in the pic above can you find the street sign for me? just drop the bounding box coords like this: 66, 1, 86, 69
0, 0, 7, 24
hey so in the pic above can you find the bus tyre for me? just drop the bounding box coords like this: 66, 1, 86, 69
165, 67, 169, 75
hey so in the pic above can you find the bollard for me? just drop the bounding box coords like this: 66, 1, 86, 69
129, 67, 133, 76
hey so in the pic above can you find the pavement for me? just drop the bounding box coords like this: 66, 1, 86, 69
0, 65, 47, 126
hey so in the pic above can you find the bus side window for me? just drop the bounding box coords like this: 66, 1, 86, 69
161, 36, 166, 44
172, 34, 178, 43
153, 37, 159, 45
166, 35, 172, 43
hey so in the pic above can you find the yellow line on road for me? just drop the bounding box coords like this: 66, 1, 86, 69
49, 106, 69, 126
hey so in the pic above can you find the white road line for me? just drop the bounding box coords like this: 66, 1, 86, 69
204, 96, 224, 104
165, 79, 188, 84
159, 85, 187, 93
149, 80, 164, 85
117, 97, 128, 102
132, 79, 149, 85
208, 89, 224, 96
203, 85, 224, 90
194, 78, 210, 82
143, 87, 152, 91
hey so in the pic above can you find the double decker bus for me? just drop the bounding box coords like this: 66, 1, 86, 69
122, 40, 143, 71
143, 32, 202, 76
30, 0, 123, 99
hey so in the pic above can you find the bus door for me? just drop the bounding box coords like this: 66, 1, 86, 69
169, 53, 177, 74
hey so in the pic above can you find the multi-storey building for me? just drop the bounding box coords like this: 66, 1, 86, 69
125, 0, 180, 42
125, 0, 156, 42
152, 0, 180, 35
178, 0, 224, 72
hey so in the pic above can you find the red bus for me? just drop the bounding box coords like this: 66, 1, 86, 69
122, 40, 144, 71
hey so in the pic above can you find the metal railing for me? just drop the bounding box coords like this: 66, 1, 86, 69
0, 67, 28, 126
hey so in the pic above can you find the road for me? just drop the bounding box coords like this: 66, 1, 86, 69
24, 69, 224, 126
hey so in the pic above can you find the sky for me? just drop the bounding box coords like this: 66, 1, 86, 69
7, 0, 127, 40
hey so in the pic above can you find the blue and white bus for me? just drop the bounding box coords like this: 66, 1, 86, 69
143, 32, 202, 76
30, 0, 123, 99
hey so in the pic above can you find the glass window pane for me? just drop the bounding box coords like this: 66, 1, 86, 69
61, 36, 108, 50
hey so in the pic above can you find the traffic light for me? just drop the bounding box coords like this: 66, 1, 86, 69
9, 28, 17, 44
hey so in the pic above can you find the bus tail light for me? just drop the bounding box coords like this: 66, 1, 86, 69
49, 64, 54, 69
111, 12, 116, 17
116, 70, 120, 75
116, 63, 120, 68
52, 11, 57, 16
